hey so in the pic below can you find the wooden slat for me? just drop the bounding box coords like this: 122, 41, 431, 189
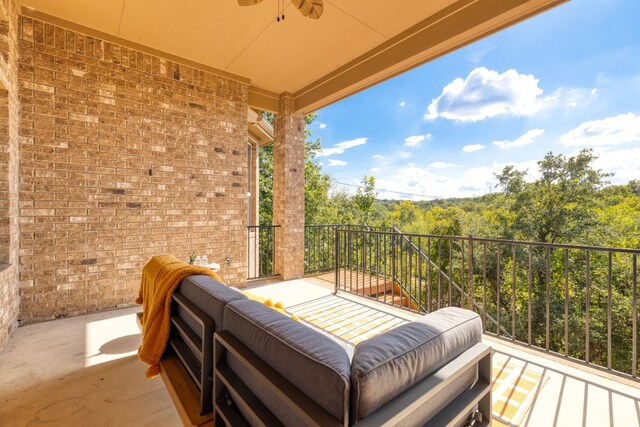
137, 311, 213, 427
169, 337, 201, 388
159, 351, 214, 427
171, 315, 203, 362
352, 280, 394, 297
215, 331, 344, 427
376, 294, 407, 306
216, 364, 283, 427
216, 398, 250, 427
315, 269, 418, 310
317, 269, 392, 294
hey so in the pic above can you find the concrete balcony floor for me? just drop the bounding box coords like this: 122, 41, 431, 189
1, 278, 638, 426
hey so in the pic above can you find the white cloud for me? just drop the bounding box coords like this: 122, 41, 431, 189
318, 122, 327, 129
462, 144, 485, 152
371, 167, 380, 172
560, 113, 640, 146
404, 134, 431, 148
541, 86, 598, 111
428, 162, 459, 169
466, 44, 494, 64
367, 151, 417, 176
399, 101, 406, 107
493, 129, 544, 149
327, 159, 348, 167
424, 67, 544, 122
592, 146, 640, 184
374, 159, 540, 200
318, 137, 367, 157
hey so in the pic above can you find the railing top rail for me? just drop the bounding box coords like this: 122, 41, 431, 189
335, 228, 640, 255
304, 224, 393, 229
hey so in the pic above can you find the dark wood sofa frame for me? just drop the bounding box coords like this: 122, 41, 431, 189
213, 330, 492, 427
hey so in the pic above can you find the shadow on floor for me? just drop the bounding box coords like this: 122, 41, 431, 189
98, 334, 141, 355
494, 349, 640, 427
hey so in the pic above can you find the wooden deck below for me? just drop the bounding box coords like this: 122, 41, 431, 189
309, 269, 417, 310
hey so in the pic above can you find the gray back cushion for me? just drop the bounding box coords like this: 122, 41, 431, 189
224, 299, 351, 425
176, 275, 246, 337
350, 307, 482, 421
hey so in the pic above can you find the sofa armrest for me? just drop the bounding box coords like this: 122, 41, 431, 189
356, 342, 492, 427
350, 307, 483, 422
169, 292, 214, 415
218, 299, 351, 426
214, 330, 345, 427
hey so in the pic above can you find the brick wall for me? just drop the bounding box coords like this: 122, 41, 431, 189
0, 87, 9, 263
0, 0, 20, 350
17, 17, 249, 323
273, 94, 305, 280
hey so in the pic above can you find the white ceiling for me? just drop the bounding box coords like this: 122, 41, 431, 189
19, 0, 568, 112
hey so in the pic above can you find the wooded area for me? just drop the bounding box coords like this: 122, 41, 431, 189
259, 114, 640, 376
260, 114, 640, 251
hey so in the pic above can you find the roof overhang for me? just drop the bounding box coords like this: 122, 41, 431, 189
248, 108, 274, 147
19, 0, 568, 113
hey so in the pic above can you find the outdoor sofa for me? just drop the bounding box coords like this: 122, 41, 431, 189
162, 274, 492, 426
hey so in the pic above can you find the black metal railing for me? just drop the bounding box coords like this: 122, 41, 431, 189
247, 225, 279, 280
334, 228, 428, 313
334, 227, 640, 380
304, 224, 393, 274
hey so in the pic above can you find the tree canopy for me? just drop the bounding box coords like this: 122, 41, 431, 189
258, 116, 639, 251
256, 118, 640, 375
495, 149, 610, 243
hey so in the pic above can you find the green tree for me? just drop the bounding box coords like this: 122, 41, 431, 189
354, 175, 377, 224
389, 200, 421, 226
495, 149, 610, 243
258, 142, 274, 225
422, 206, 464, 236
628, 179, 640, 196
258, 113, 333, 225
303, 114, 332, 225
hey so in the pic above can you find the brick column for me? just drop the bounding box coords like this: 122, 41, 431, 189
273, 94, 305, 280
0, 0, 21, 350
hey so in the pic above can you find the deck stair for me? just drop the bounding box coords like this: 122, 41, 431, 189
317, 269, 417, 310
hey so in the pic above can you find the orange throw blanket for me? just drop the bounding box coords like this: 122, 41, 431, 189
136, 254, 223, 378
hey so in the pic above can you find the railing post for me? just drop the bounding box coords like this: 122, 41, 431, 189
301, 226, 640, 379
334, 227, 340, 294
272, 226, 278, 278
468, 235, 474, 310
391, 228, 397, 286
247, 226, 251, 280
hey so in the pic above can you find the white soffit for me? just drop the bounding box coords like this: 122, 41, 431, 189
20, 0, 568, 112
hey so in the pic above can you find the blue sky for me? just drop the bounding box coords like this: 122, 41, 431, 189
310, 0, 640, 200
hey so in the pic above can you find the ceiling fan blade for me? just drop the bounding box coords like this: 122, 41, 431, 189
291, 0, 324, 19
238, 0, 264, 6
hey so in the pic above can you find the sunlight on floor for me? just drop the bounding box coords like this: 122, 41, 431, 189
84, 312, 140, 367
0, 307, 179, 425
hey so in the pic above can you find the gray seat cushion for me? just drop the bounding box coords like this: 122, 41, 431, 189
350, 307, 482, 422
224, 299, 351, 426
175, 275, 246, 337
